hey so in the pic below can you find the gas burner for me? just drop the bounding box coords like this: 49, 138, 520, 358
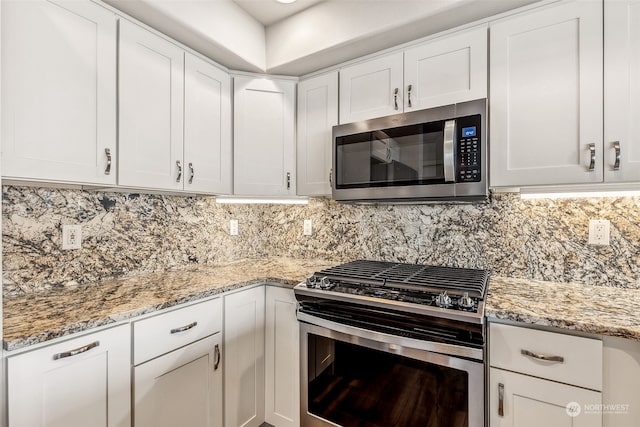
435, 291, 452, 308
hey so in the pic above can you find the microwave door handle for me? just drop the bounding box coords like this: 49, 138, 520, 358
443, 120, 456, 182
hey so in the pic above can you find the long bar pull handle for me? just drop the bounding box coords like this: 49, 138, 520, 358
521, 349, 564, 363
407, 85, 412, 108
53, 341, 100, 360
188, 162, 195, 184
394, 88, 399, 110
329, 168, 333, 187
443, 120, 456, 182
498, 383, 504, 417
287, 172, 291, 190
170, 321, 197, 334
104, 148, 112, 175
588, 143, 596, 172
613, 141, 621, 171
176, 161, 183, 182
214, 344, 221, 371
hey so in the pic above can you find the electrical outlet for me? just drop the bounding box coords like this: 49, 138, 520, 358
229, 219, 239, 236
588, 219, 610, 246
303, 219, 312, 236
62, 224, 82, 250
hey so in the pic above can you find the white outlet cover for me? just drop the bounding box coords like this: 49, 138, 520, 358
303, 219, 312, 236
588, 219, 610, 246
62, 224, 82, 250
229, 219, 239, 236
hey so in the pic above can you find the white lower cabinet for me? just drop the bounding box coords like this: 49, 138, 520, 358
265, 286, 300, 427
224, 285, 266, 427
489, 368, 602, 427
602, 336, 640, 427
134, 334, 223, 427
132, 298, 223, 427
489, 323, 603, 427
6, 325, 131, 427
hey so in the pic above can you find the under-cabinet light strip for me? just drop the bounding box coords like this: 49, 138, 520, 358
520, 190, 640, 200
215, 196, 309, 204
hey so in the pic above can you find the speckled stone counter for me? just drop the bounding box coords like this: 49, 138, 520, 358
487, 276, 640, 341
3, 257, 336, 351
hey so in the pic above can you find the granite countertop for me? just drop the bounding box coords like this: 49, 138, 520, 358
6, 261, 640, 352
3, 257, 336, 351
486, 276, 640, 341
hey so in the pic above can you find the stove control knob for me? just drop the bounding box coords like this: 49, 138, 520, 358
305, 275, 318, 288
458, 292, 474, 309
319, 276, 334, 290
435, 291, 452, 308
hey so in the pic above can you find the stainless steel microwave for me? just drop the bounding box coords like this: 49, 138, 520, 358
332, 98, 487, 203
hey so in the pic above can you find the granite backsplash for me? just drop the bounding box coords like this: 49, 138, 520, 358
3, 186, 639, 295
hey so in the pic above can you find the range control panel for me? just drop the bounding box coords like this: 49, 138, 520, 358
456, 115, 482, 182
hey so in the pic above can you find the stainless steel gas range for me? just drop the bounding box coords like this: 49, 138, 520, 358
294, 260, 490, 427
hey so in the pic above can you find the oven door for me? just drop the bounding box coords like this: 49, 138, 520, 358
300, 317, 484, 427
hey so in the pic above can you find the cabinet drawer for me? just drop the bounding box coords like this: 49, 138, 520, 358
134, 298, 222, 365
489, 323, 602, 391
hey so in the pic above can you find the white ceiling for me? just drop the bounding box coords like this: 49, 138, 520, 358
232, 0, 326, 26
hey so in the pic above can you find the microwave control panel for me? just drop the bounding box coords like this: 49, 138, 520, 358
456, 115, 481, 182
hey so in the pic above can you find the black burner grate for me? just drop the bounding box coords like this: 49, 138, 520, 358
315, 260, 490, 298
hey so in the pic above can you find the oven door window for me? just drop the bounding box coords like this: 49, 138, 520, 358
307, 333, 469, 427
335, 121, 446, 189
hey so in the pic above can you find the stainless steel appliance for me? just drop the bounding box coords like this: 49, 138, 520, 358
294, 260, 490, 427
332, 99, 487, 203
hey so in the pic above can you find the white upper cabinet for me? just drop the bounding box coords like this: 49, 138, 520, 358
118, 19, 184, 191
339, 52, 404, 124
297, 72, 338, 196
489, 1, 603, 187
339, 25, 488, 124
184, 53, 232, 194
604, 0, 640, 183
1, 0, 116, 185
404, 25, 487, 112
233, 76, 296, 196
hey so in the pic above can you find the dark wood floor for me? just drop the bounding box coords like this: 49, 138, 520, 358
308, 341, 468, 427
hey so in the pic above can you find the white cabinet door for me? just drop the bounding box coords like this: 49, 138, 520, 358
490, 1, 603, 187
7, 325, 130, 427
404, 25, 487, 111
296, 72, 338, 196
1, 0, 116, 185
603, 336, 640, 427
134, 333, 223, 427
234, 77, 296, 196
184, 53, 232, 194
224, 286, 265, 427
118, 19, 184, 191
265, 286, 300, 427
604, 0, 640, 183
490, 368, 602, 427
339, 52, 403, 124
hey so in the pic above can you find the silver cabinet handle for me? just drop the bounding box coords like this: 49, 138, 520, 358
214, 344, 221, 371
588, 143, 596, 171
521, 349, 564, 363
188, 162, 195, 184
498, 383, 504, 417
170, 321, 197, 334
407, 84, 412, 108
613, 141, 621, 170
53, 341, 100, 360
176, 160, 182, 182
287, 172, 291, 190
393, 88, 399, 110
104, 148, 112, 175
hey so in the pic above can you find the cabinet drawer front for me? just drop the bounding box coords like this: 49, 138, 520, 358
489, 323, 602, 391
134, 298, 222, 365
